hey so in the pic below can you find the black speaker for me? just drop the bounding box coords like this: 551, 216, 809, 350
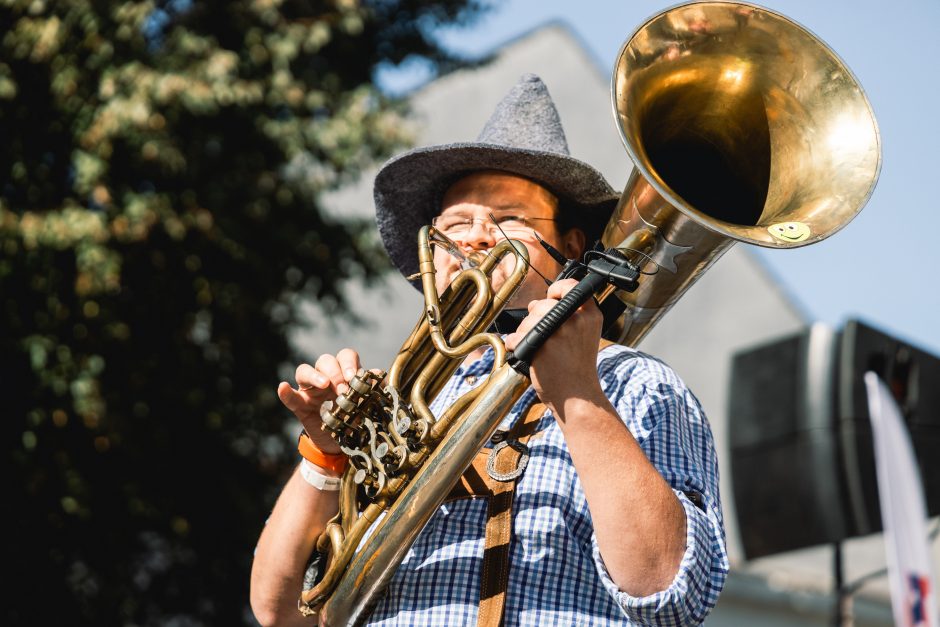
729, 319, 940, 559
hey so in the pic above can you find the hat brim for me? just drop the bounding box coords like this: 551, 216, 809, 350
374, 142, 621, 283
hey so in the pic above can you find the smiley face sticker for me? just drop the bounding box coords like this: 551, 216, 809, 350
768, 222, 811, 243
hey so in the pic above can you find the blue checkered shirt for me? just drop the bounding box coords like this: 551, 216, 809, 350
366, 344, 728, 626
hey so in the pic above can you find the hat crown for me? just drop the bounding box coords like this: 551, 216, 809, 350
476, 74, 571, 155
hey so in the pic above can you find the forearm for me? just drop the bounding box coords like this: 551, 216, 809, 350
250, 465, 340, 627
553, 390, 686, 596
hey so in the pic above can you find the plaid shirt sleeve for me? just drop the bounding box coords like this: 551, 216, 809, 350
590, 346, 729, 626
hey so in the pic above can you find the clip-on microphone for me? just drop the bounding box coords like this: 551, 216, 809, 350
507, 237, 641, 376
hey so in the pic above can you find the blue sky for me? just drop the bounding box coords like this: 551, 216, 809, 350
382, 0, 940, 356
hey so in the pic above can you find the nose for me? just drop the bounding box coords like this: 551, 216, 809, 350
455, 219, 498, 250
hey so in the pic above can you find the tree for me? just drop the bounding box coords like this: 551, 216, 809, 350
0, 0, 485, 623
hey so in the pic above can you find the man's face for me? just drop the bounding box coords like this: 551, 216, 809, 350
432, 171, 585, 308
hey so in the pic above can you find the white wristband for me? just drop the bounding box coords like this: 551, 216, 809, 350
300, 459, 342, 491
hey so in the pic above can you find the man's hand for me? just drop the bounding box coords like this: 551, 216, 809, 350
504, 278, 605, 413
277, 348, 362, 455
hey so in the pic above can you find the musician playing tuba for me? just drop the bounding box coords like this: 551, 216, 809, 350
250, 74, 728, 626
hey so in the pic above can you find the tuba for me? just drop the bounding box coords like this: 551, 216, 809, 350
300, 2, 881, 624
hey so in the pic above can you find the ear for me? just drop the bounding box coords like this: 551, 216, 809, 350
561, 228, 586, 260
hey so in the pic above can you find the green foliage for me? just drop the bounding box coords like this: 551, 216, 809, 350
0, 0, 485, 623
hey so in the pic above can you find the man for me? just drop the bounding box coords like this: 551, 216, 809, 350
251, 74, 728, 626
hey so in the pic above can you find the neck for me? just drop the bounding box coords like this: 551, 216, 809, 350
463, 347, 487, 366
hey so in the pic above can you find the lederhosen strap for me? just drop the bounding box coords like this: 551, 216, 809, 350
445, 399, 546, 627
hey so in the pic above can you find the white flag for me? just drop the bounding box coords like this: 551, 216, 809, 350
865, 372, 938, 627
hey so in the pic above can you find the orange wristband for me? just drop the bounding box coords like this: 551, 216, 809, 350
298, 431, 348, 474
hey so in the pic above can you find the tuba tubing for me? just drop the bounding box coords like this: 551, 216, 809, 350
603, 1, 879, 345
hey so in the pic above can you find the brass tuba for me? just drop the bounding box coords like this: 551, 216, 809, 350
300, 2, 881, 624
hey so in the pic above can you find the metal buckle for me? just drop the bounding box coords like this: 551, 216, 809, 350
486, 439, 530, 482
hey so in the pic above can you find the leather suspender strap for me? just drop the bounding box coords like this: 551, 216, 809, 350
479, 400, 545, 627
446, 400, 546, 627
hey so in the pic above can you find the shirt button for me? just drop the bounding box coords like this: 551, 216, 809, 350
465, 375, 478, 385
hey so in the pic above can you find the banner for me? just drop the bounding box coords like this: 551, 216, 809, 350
865, 372, 938, 627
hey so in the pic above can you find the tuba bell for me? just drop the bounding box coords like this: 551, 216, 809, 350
300, 2, 881, 624
603, 1, 880, 345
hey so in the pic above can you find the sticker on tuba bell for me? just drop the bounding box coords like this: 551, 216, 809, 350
769, 221, 811, 243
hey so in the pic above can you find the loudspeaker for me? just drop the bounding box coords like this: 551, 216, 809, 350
729, 319, 940, 559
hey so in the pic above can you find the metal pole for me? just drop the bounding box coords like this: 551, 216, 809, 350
833, 541, 855, 627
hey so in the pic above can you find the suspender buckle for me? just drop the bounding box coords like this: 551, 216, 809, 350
486, 439, 530, 482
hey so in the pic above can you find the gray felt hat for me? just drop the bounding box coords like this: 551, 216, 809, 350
374, 73, 620, 283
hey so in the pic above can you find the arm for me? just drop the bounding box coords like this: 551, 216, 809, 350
251, 465, 339, 626
249, 349, 362, 627
506, 280, 727, 623
587, 357, 728, 626
553, 390, 688, 595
